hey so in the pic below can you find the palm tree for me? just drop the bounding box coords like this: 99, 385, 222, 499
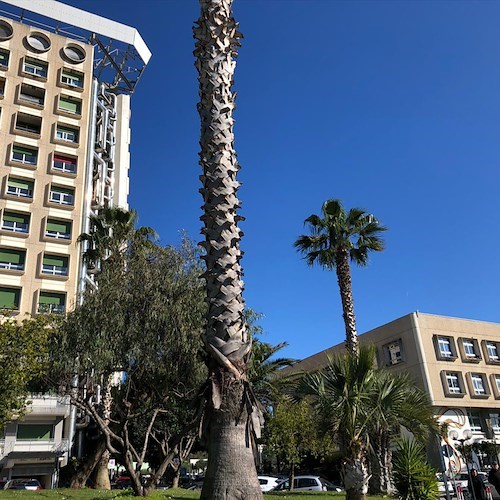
194, 1, 263, 497
368, 370, 436, 495
301, 346, 377, 500
294, 199, 387, 355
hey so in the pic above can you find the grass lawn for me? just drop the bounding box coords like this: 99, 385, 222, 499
0, 488, 391, 499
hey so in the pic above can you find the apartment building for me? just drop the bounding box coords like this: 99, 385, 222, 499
289, 312, 500, 469
0, 0, 150, 487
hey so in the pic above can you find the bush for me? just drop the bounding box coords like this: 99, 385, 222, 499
392, 438, 439, 500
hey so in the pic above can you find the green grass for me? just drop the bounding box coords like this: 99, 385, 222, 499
0, 489, 391, 499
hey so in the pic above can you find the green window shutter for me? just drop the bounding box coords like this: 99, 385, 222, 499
43, 255, 67, 267
57, 126, 75, 134
17, 424, 53, 440
13, 146, 36, 156
3, 212, 28, 224
59, 97, 80, 114
0, 249, 24, 264
39, 292, 65, 305
53, 187, 73, 196
8, 178, 32, 189
0, 287, 20, 309
46, 220, 70, 233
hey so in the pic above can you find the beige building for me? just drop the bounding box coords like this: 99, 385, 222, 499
290, 312, 500, 468
0, 0, 150, 486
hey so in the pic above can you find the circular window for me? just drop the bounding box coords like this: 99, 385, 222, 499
62, 44, 86, 64
0, 21, 13, 41
26, 32, 51, 52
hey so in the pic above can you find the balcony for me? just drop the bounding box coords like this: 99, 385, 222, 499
27, 395, 70, 417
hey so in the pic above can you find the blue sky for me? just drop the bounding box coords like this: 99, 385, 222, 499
60, 0, 500, 360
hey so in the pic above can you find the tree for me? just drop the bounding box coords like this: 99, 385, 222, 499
265, 397, 331, 490
392, 438, 439, 500
294, 199, 386, 355
0, 315, 55, 429
367, 370, 436, 495
52, 237, 207, 496
74, 207, 156, 490
194, 1, 263, 498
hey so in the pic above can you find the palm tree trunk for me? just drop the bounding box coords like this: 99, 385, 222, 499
335, 249, 359, 355
194, 1, 262, 498
343, 456, 369, 500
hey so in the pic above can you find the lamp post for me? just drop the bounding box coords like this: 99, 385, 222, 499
450, 430, 475, 500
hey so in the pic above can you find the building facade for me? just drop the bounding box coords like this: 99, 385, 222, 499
0, 0, 150, 486
289, 312, 500, 470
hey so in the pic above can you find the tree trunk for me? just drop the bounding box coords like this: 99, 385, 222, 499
69, 438, 106, 488
194, 0, 263, 498
93, 377, 113, 490
343, 457, 369, 500
201, 375, 262, 499
335, 249, 358, 355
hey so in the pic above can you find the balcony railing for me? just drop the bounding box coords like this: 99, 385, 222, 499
41, 265, 68, 276
0, 261, 24, 271
1, 221, 29, 233
37, 303, 65, 315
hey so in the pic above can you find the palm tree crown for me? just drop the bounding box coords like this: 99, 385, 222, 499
294, 198, 387, 355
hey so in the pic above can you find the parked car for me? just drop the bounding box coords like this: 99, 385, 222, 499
272, 475, 342, 492
0, 480, 6, 490
258, 476, 281, 492
4, 478, 43, 490
452, 471, 492, 497
111, 475, 132, 489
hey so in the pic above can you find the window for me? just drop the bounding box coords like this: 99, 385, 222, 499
468, 412, 483, 432
459, 338, 481, 362
52, 154, 76, 174
1, 211, 30, 233
6, 177, 34, 199
15, 112, 42, 136
41, 254, 69, 276
446, 373, 462, 394
60, 69, 83, 89
491, 414, 500, 433
0, 77, 5, 96
49, 185, 74, 206
38, 291, 66, 314
471, 373, 487, 395
495, 375, 500, 394
486, 342, 499, 361
18, 83, 45, 106
0, 48, 9, 68
383, 340, 403, 365
45, 219, 71, 240
22, 57, 48, 78
0, 286, 21, 310
436, 336, 456, 359
58, 94, 81, 115
11, 145, 38, 165
55, 124, 78, 143
17, 424, 53, 441
0, 248, 25, 271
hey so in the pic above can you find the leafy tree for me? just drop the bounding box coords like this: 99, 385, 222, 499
392, 438, 439, 500
265, 397, 333, 489
294, 199, 386, 355
51, 237, 207, 496
0, 315, 55, 429
194, 1, 263, 498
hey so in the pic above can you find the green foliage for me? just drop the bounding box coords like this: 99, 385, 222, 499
0, 315, 56, 428
265, 396, 332, 470
392, 439, 439, 500
294, 198, 387, 270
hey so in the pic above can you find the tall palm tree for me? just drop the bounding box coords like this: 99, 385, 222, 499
294, 199, 387, 355
194, 1, 263, 498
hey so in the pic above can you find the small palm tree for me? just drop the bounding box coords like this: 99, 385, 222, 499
294, 199, 387, 355
301, 345, 377, 500
368, 370, 436, 494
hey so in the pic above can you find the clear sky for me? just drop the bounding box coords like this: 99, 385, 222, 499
58, 0, 500, 360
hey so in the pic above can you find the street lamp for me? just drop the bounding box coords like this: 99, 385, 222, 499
450, 430, 475, 500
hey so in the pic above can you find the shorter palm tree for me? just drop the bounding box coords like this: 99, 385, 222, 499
294, 199, 386, 355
